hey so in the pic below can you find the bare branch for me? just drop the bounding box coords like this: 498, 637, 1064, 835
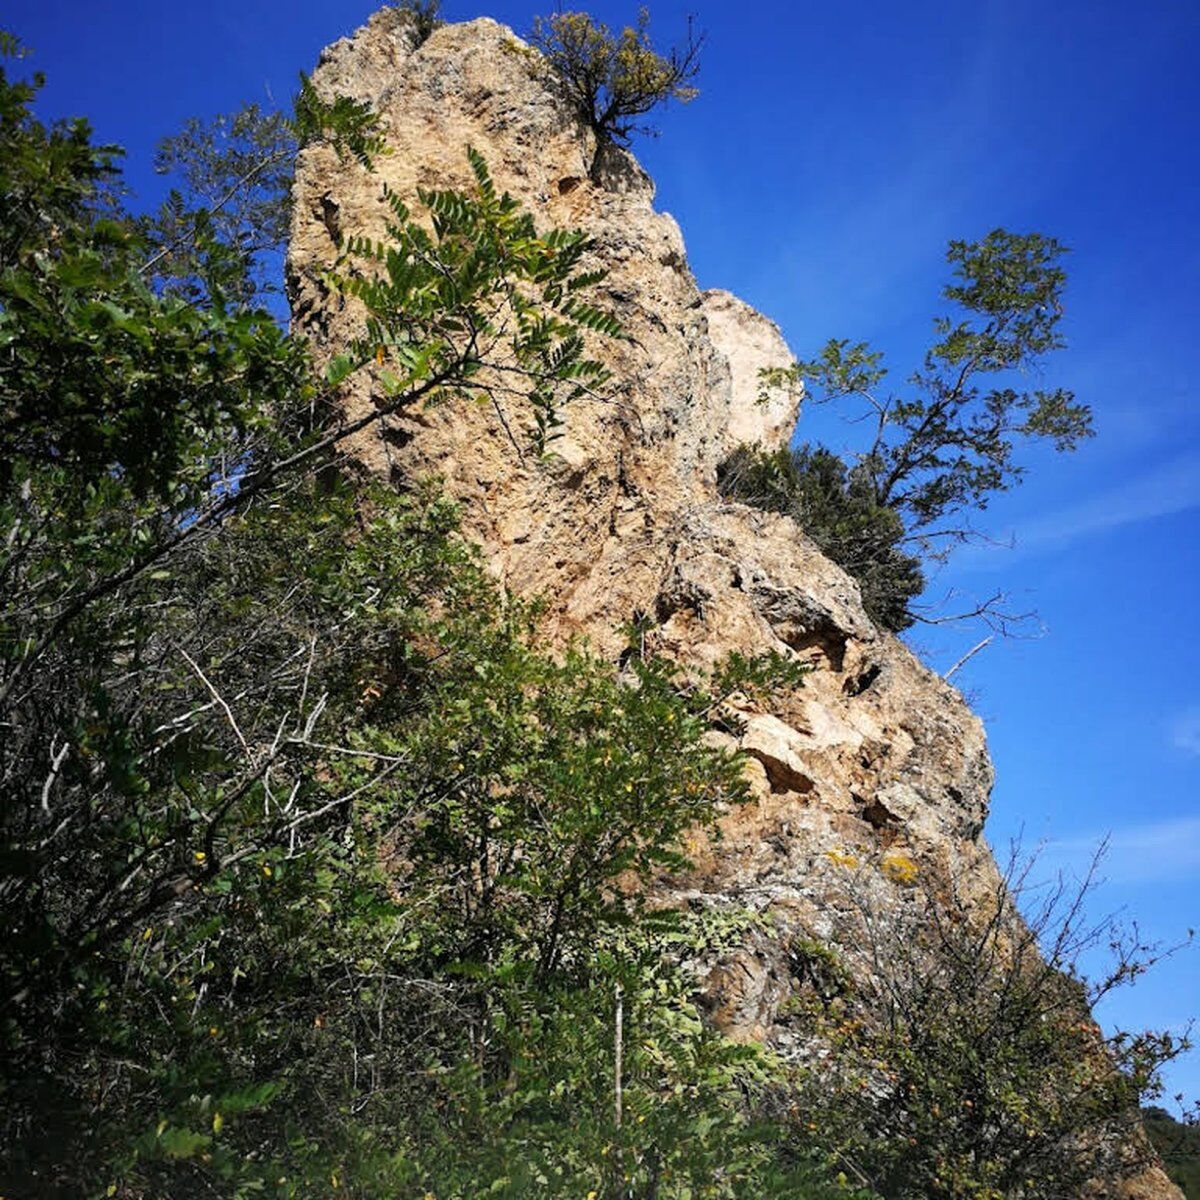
180, 646, 251, 758
943, 635, 993, 682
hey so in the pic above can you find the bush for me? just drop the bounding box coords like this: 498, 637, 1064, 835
784, 852, 1187, 1200
393, 0, 441, 46
718, 443, 925, 632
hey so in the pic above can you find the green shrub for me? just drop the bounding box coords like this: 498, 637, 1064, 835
784, 855, 1187, 1200
393, 0, 442, 46
718, 443, 925, 632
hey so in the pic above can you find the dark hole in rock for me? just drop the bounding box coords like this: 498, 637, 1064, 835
844, 662, 882, 696
783, 628, 846, 673
861, 796, 901, 829
750, 751, 814, 796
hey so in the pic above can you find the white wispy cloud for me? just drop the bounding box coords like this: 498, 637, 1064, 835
1039, 815, 1200, 885
1172, 708, 1200, 757
955, 449, 1200, 571
1017, 451, 1200, 549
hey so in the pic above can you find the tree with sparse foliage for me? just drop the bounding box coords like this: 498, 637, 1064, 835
142, 104, 296, 304
788, 230, 1093, 549
784, 850, 1188, 1200
530, 7, 701, 178
141, 75, 385, 308
726, 230, 1093, 633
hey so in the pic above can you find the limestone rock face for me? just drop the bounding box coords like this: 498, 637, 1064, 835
288, 12, 1179, 1198
289, 3, 994, 915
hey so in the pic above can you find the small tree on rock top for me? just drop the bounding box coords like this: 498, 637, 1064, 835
530, 7, 702, 179
392, 0, 442, 46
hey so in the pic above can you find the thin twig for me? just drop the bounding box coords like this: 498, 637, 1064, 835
944, 635, 993, 682
180, 647, 250, 757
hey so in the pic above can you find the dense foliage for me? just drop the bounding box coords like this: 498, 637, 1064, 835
0, 33, 855, 1200
718, 444, 925, 631
0, 21, 1182, 1200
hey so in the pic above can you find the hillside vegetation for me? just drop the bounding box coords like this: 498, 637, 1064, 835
1146, 1108, 1200, 1198
0, 11, 1187, 1199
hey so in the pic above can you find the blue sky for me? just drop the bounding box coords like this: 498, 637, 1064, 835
9, 0, 1199, 1102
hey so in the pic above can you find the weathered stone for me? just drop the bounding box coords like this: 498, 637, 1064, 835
289, 12, 1180, 1196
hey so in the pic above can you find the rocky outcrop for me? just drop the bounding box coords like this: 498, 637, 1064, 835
287, 11, 1180, 1197
288, 1, 995, 934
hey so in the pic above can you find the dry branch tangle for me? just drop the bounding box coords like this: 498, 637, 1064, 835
288, 12, 1179, 1196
